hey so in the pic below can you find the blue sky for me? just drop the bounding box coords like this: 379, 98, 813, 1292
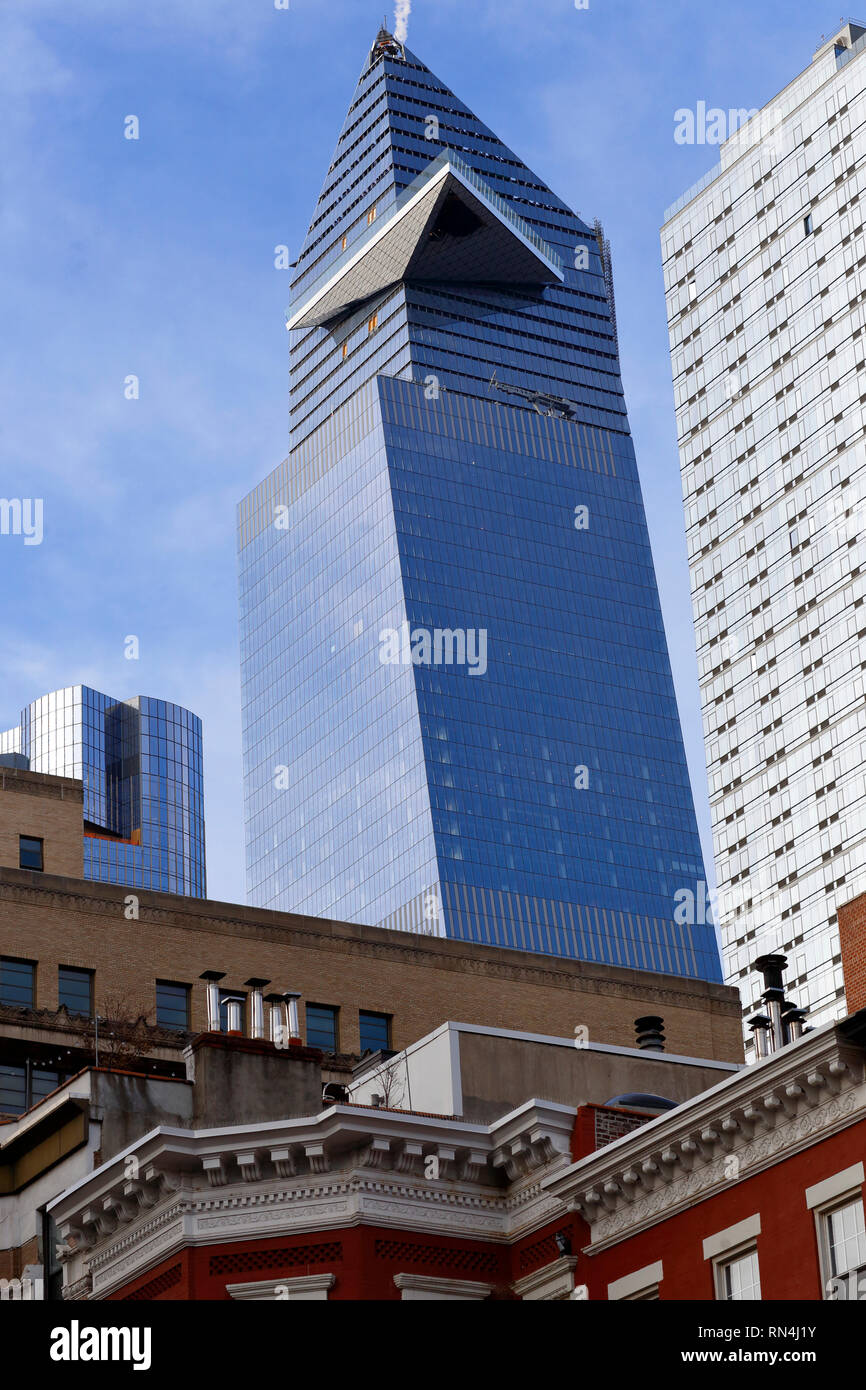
0, 0, 840, 903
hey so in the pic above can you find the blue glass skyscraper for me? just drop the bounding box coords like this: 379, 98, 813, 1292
1, 686, 205, 895
238, 28, 721, 981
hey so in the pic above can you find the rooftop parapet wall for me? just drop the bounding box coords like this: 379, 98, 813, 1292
0, 867, 743, 1062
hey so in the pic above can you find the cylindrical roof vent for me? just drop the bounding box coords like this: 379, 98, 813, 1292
634, 1016, 665, 1052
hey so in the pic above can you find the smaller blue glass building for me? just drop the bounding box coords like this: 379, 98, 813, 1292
0, 686, 205, 896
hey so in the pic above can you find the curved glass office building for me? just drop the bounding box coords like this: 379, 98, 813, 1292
0, 686, 205, 896
238, 28, 721, 980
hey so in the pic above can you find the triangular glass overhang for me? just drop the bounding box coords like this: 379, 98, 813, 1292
287, 152, 565, 332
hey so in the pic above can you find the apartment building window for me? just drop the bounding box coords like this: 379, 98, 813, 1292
156, 980, 191, 1030
704, 1213, 762, 1299
368, 312, 378, 334
804, 213, 814, 236
19, 835, 43, 871
367, 206, 377, 225
715, 1247, 761, 1300
359, 1010, 391, 1054
306, 1003, 339, 1051
0, 956, 35, 1008
806, 1163, 866, 1299
823, 1198, 866, 1295
58, 966, 93, 1018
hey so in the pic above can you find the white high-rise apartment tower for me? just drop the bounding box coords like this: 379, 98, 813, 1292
662, 21, 866, 1050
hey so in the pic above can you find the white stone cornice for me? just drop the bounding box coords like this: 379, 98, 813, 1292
49, 1098, 578, 1297
235, 1152, 261, 1182
68, 1161, 570, 1298
544, 1024, 865, 1251
305, 1143, 329, 1174
123, 1178, 160, 1210
358, 1137, 391, 1169
270, 1147, 296, 1178
395, 1140, 423, 1174
63, 1274, 92, 1301
203, 1156, 227, 1187
458, 1149, 488, 1183
50, 1099, 574, 1233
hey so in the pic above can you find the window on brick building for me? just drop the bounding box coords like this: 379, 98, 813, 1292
716, 1247, 761, 1300
0, 1061, 66, 1116
156, 980, 191, 1030
808, 1165, 866, 1298
306, 1003, 339, 1051
0, 1064, 26, 1114
359, 1010, 391, 1054
822, 1196, 866, 1298
608, 1260, 663, 1300
0, 956, 35, 1008
19, 835, 43, 871
58, 966, 93, 1018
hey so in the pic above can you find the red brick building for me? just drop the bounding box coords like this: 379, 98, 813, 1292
546, 1009, 866, 1302
42, 1009, 866, 1301
838, 890, 866, 1014
41, 1022, 735, 1301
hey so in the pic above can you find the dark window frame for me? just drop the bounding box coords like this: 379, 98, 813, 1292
58, 965, 94, 1018
19, 835, 44, 871
306, 1002, 339, 1052
0, 1059, 70, 1117
155, 979, 191, 1031
359, 1009, 391, 1054
0, 956, 36, 1008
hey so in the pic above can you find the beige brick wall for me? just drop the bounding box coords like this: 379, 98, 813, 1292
0, 869, 744, 1062
0, 772, 83, 879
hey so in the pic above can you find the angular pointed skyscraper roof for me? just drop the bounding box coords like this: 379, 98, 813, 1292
287, 30, 613, 452
292, 29, 590, 301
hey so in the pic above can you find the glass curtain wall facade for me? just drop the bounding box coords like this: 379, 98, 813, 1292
0, 686, 205, 895
662, 22, 866, 1041
239, 28, 720, 980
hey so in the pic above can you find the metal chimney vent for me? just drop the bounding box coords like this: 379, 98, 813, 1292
634, 1016, 665, 1052
749, 953, 808, 1058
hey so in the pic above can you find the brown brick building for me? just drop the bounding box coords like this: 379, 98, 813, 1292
0, 866, 742, 1058
0, 768, 743, 1122
0, 767, 83, 879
